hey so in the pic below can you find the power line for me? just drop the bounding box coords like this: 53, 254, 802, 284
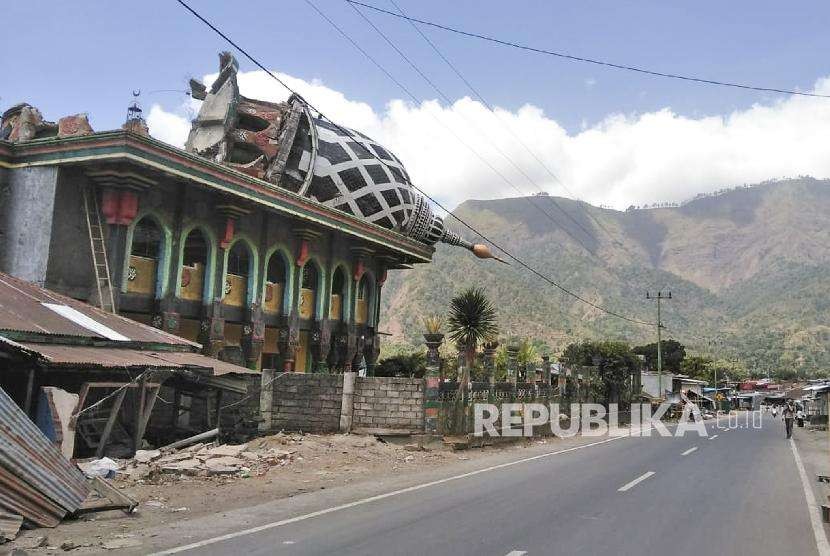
345, 0, 599, 256
172, 0, 655, 327
346, 0, 830, 100
380, 0, 640, 260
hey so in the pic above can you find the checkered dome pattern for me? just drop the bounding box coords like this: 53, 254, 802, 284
303, 117, 416, 231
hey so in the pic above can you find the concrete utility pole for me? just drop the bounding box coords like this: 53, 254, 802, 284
646, 291, 672, 399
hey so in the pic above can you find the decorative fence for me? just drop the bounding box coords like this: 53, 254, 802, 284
436, 381, 561, 437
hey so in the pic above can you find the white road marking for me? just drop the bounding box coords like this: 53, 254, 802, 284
505, 551, 527, 556
681, 446, 698, 456
790, 438, 830, 556
618, 471, 656, 492
151, 436, 627, 554
709, 434, 719, 440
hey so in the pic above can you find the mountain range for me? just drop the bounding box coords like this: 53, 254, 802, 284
380, 177, 830, 376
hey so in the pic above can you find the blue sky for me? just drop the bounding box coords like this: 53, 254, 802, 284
3, 1, 830, 208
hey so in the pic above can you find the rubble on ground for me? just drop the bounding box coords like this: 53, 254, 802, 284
86, 432, 435, 487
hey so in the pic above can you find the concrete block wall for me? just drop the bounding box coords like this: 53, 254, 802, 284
352, 377, 424, 432
270, 374, 343, 433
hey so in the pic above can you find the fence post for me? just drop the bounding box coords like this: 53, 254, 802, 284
258, 368, 275, 433
339, 372, 356, 433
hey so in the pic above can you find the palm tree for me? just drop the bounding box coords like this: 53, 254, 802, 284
447, 287, 498, 391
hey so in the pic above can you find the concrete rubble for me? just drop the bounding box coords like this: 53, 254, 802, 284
99, 437, 299, 483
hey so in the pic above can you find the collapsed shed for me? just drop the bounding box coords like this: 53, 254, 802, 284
0, 272, 258, 459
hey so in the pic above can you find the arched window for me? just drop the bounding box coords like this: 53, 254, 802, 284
299, 262, 319, 320
180, 229, 208, 302
355, 273, 374, 325
264, 252, 287, 314
224, 242, 251, 307
127, 217, 161, 296
329, 267, 346, 321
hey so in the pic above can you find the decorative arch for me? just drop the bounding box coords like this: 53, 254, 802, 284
123, 210, 172, 298
221, 234, 259, 307
297, 257, 326, 320
175, 223, 218, 303
262, 244, 294, 315
355, 269, 377, 326
329, 262, 351, 321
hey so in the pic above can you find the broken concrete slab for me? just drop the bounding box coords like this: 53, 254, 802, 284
205, 456, 246, 468
202, 444, 248, 457
206, 465, 240, 476
157, 452, 194, 464
133, 449, 161, 463
159, 459, 202, 474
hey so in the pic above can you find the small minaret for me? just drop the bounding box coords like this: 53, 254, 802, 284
123, 90, 149, 136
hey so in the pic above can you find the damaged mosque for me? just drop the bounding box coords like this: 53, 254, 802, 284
0, 52, 499, 375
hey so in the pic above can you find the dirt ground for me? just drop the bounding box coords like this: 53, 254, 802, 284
3, 433, 541, 554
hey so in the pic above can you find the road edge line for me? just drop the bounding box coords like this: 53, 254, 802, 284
789, 437, 830, 556
150, 435, 627, 554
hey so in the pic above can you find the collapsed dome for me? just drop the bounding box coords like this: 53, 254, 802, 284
183, 53, 503, 262
292, 116, 417, 232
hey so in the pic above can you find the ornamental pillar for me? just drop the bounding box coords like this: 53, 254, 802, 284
242, 305, 265, 370
423, 332, 444, 434
483, 341, 498, 385
506, 340, 520, 385
200, 301, 225, 358
542, 355, 552, 387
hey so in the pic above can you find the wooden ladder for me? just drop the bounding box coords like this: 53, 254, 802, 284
83, 186, 116, 313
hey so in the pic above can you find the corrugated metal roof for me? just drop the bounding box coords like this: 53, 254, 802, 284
0, 509, 24, 540
0, 272, 197, 347
154, 351, 258, 376
7, 341, 257, 376
0, 387, 90, 527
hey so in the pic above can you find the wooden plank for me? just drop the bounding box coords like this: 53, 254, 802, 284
81, 382, 162, 389
133, 376, 147, 453
23, 368, 35, 417
94, 388, 128, 458
136, 385, 160, 444
82, 477, 138, 514
69, 383, 91, 428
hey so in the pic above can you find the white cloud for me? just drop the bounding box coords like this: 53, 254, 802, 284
147, 71, 830, 210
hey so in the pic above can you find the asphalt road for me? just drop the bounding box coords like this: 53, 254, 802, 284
155, 413, 824, 556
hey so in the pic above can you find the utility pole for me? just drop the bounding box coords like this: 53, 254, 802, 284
646, 291, 672, 399
709, 338, 722, 411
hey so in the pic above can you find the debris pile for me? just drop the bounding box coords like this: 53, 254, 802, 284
112, 440, 294, 483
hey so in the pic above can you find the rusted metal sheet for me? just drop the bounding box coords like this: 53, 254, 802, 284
0, 467, 64, 528
152, 351, 259, 375
0, 387, 89, 527
0, 272, 196, 346
7, 342, 256, 376
16, 343, 178, 369
0, 509, 24, 540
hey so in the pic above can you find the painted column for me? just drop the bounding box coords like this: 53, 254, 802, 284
423, 332, 444, 434
483, 341, 499, 385
542, 355, 552, 387
506, 340, 520, 385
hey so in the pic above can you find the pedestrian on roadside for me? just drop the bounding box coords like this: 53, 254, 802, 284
796, 406, 805, 428
782, 399, 796, 439
771, 405, 777, 418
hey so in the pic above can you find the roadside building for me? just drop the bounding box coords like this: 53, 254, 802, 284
0, 53, 498, 374
0, 271, 256, 458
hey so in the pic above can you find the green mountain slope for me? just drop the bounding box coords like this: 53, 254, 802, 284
380, 177, 830, 376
